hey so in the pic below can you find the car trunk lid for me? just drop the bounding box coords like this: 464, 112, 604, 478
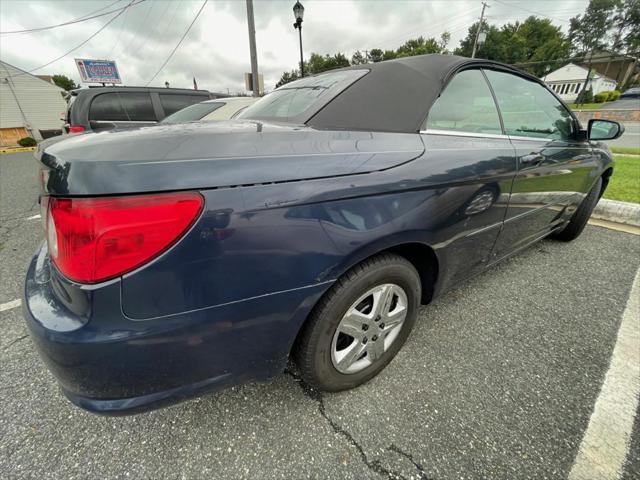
37, 120, 424, 196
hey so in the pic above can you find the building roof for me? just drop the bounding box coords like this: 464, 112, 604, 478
0, 60, 65, 91
544, 63, 617, 84
36, 75, 55, 84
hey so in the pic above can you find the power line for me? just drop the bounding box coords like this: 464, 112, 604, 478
136, 0, 174, 55
511, 50, 640, 67
0, 0, 144, 35
372, 9, 470, 51
107, 0, 134, 58
117, 0, 157, 58
76, 0, 124, 20
145, 0, 209, 86
3, 0, 137, 77
491, 0, 574, 24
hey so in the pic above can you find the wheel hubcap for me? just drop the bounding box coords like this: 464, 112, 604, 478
331, 283, 408, 374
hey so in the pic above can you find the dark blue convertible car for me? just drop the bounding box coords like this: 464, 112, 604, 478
24, 54, 623, 414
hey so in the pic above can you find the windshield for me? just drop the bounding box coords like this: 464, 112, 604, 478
238, 69, 367, 124
161, 102, 224, 124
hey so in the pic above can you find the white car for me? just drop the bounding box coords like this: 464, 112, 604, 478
160, 97, 258, 124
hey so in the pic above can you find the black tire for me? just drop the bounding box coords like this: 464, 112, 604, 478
293, 253, 421, 391
551, 177, 603, 242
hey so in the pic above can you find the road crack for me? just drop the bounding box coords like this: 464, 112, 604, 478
388, 444, 431, 480
285, 368, 408, 479
4, 334, 28, 351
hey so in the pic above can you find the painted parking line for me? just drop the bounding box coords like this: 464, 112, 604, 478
24, 214, 41, 221
569, 267, 640, 480
0, 299, 22, 312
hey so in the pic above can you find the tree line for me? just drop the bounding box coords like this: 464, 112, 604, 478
276, 0, 639, 89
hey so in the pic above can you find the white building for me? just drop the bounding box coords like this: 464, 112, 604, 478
0, 60, 67, 147
543, 63, 617, 103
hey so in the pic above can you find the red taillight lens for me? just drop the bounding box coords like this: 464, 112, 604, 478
44, 192, 204, 284
68, 125, 85, 134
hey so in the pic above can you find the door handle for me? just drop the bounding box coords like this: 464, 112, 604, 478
520, 153, 544, 166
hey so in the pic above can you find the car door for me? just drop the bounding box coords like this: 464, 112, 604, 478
420, 69, 518, 282
483, 69, 598, 260
88, 92, 157, 131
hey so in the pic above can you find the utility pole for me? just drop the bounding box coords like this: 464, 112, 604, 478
246, 0, 260, 96
471, 2, 489, 59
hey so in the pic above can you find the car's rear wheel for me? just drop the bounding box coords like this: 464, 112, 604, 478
551, 177, 603, 242
294, 253, 421, 391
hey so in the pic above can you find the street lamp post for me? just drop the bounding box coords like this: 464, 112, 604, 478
293, 1, 304, 77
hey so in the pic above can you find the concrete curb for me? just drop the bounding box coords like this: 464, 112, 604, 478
593, 199, 640, 227
0, 146, 36, 155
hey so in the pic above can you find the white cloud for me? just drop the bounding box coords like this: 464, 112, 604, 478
0, 0, 588, 92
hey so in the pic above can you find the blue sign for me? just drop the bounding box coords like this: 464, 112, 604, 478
75, 59, 121, 84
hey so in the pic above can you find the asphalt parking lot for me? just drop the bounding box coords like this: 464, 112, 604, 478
1, 151, 639, 480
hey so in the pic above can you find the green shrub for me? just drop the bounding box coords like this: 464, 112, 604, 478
608, 90, 621, 101
17, 137, 37, 147
593, 92, 609, 103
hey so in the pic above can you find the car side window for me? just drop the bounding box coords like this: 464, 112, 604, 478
118, 92, 156, 121
89, 93, 127, 121
159, 94, 206, 116
484, 69, 574, 141
425, 69, 502, 135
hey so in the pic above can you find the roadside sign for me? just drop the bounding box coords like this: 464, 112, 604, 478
75, 59, 121, 84
244, 72, 264, 95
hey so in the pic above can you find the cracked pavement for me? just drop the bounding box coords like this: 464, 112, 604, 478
1, 152, 639, 479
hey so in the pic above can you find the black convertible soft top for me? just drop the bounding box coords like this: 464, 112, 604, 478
306, 54, 529, 134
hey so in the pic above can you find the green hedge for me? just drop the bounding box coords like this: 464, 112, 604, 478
593, 90, 621, 103
594, 92, 609, 103
17, 137, 37, 147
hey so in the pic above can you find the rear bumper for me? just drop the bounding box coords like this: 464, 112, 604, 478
23, 244, 329, 415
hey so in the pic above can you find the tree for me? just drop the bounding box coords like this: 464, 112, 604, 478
395, 36, 442, 58
274, 52, 350, 89
613, 0, 640, 53
504, 17, 571, 76
52, 74, 79, 91
453, 17, 570, 76
568, 0, 618, 54
368, 48, 384, 62
351, 50, 369, 65
275, 70, 300, 88
569, 0, 619, 102
454, 22, 502, 59
306, 53, 350, 74
382, 49, 398, 61
438, 32, 451, 54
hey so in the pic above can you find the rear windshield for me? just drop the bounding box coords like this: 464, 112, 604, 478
161, 102, 224, 124
89, 92, 156, 122
159, 94, 207, 116
238, 69, 367, 124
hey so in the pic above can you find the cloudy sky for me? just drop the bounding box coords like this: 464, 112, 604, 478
0, 0, 588, 93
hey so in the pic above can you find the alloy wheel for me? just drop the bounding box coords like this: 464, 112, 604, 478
331, 283, 408, 374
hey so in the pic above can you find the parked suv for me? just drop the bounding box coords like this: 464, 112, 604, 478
64, 86, 225, 133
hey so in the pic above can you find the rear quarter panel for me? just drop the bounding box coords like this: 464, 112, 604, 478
121, 133, 517, 320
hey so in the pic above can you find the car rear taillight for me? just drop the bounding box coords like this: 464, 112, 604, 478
68, 125, 85, 134
43, 192, 204, 284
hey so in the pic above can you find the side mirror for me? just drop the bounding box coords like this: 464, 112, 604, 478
588, 119, 625, 141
